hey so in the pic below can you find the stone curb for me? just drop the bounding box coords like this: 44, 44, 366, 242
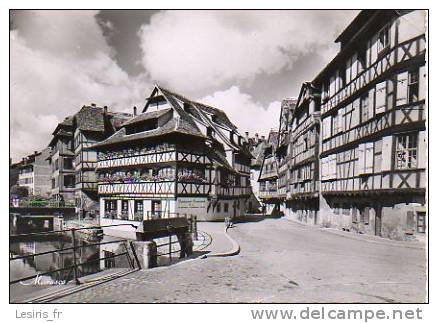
321, 227, 426, 250
284, 216, 425, 250
200, 226, 240, 258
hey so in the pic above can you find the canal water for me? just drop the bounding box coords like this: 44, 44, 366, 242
10, 233, 131, 302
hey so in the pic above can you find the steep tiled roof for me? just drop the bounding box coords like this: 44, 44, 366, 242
267, 130, 279, 146
158, 86, 237, 130
208, 148, 234, 171
75, 106, 105, 132
108, 112, 132, 130
90, 86, 245, 150
251, 141, 268, 167
60, 116, 74, 127
89, 114, 205, 149
122, 108, 172, 126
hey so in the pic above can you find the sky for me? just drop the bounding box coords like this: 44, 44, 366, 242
10, 9, 358, 161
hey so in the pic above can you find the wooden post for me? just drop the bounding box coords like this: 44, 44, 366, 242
169, 234, 172, 263
194, 216, 198, 240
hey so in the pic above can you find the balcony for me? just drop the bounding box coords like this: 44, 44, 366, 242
211, 185, 251, 197
97, 150, 211, 169
291, 148, 316, 168
259, 190, 279, 199
99, 181, 176, 196
102, 211, 184, 221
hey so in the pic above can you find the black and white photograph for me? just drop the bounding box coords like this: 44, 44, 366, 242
7, 5, 430, 320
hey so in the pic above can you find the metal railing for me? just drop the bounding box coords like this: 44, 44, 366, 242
101, 212, 198, 238
9, 224, 141, 286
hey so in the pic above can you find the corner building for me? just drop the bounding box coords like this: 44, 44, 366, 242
92, 86, 252, 224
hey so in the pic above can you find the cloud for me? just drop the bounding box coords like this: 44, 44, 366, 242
10, 10, 150, 160
139, 10, 357, 95
200, 86, 283, 137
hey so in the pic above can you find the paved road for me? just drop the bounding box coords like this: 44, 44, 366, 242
55, 218, 427, 303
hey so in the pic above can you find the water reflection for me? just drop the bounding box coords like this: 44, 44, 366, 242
10, 234, 130, 302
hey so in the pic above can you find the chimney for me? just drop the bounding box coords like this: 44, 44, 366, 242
245, 131, 249, 142
255, 133, 259, 142
133, 106, 137, 116
103, 106, 108, 115
34, 150, 38, 155
91, 103, 96, 107
261, 135, 265, 142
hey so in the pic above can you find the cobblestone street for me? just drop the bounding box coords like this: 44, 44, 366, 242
55, 218, 427, 303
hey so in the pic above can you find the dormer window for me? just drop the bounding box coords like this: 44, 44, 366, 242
126, 118, 158, 135
207, 126, 215, 138
229, 131, 234, 143
211, 115, 218, 123
183, 102, 191, 113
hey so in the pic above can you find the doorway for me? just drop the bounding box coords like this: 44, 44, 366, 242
152, 200, 162, 218
375, 206, 382, 236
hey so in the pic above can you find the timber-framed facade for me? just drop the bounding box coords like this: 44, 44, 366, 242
47, 105, 131, 210
257, 130, 280, 215
285, 83, 321, 224
280, 10, 427, 240
316, 9, 426, 239
91, 86, 253, 225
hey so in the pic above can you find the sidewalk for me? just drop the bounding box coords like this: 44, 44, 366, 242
284, 216, 426, 250
197, 222, 234, 255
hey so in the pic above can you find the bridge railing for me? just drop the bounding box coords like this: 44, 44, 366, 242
9, 224, 141, 286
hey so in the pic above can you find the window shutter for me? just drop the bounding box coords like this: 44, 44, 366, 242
323, 116, 332, 139
351, 54, 358, 80
330, 76, 336, 96
418, 131, 426, 169
375, 81, 387, 114
329, 154, 337, 179
396, 71, 408, 106
352, 99, 360, 127
321, 157, 328, 180
381, 135, 393, 171
357, 144, 366, 175
368, 88, 375, 119
346, 58, 352, 84
419, 65, 426, 101
338, 107, 344, 132
365, 142, 374, 173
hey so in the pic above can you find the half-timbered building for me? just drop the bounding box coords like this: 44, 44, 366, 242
285, 83, 321, 224
258, 130, 281, 215
91, 86, 252, 225
48, 116, 76, 204
248, 132, 268, 213
47, 105, 131, 210
17, 148, 52, 197
276, 98, 297, 208
313, 10, 427, 239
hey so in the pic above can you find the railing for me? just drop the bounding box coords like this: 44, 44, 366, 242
12, 199, 76, 208
259, 190, 279, 199
101, 212, 198, 239
9, 224, 141, 286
